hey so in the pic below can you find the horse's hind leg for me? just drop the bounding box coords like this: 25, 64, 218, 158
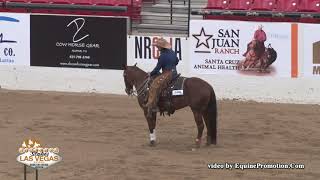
203, 108, 217, 145
203, 112, 214, 145
192, 109, 204, 148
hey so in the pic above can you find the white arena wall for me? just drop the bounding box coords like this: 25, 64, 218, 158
0, 35, 319, 105
0, 66, 126, 94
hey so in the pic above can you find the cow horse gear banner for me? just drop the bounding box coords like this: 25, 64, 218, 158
30, 14, 127, 69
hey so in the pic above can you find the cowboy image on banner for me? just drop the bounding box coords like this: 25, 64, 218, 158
189, 20, 292, 77
239, 24, 277, 73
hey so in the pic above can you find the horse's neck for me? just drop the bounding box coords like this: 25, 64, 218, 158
133, 70, 147, 89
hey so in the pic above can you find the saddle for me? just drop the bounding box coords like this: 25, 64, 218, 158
266, 44, 277, 67
147, 74, 187, 116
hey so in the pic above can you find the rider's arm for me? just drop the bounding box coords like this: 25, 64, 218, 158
175, 56, 179, 65
253, 30, 259, 40
262, 31, 267, 41
150, 56, 163, 76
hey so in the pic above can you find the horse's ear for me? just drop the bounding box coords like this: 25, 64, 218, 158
134, 63, 137, 67
123, 64, 127, 70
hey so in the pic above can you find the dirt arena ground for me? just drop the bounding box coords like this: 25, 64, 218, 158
0, 89, 319, 180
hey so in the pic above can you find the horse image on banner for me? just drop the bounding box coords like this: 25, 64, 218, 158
239, 24, 278, 73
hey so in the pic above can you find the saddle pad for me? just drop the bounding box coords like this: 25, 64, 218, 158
172, 90, 183, 96
170, 76, 186, 96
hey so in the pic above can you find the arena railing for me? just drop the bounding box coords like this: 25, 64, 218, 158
129, 0, 191, 36
191, 9, 320, 22
4, 1, 128, 12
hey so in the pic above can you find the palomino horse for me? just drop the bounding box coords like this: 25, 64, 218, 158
123, 64, 217, 147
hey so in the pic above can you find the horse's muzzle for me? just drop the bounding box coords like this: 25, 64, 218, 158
125, 88, 133, 95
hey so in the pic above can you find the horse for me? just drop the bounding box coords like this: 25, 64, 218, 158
241, 41, 277, 72
242, 40, 265, 71
123, 64, 217, 147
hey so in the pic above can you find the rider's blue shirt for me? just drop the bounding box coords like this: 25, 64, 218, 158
150, 49, 179, 76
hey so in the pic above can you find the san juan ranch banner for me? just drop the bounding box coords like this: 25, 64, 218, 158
189, 20, 294, 77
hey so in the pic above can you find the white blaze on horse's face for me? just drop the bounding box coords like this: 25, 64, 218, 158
123, 70, 133, 95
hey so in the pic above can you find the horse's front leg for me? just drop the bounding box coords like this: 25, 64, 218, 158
259, 56, 267, 72
144, 109, 157, 146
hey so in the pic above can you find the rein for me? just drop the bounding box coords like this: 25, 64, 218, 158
130, 77, 150, 97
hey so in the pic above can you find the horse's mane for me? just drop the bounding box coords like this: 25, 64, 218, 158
127, 66, 148, 84
129, 66, 147, 75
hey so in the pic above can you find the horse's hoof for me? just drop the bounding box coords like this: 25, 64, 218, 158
194, 143, 200, 148
149, 140, 156, 147
206, 136, 217, 146
194, 138, 201, 148
193, 143, 201, 148
206, 136, 212, 146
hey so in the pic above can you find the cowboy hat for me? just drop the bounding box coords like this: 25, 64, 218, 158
152, 38, 172, 49
258, 24, 264, 29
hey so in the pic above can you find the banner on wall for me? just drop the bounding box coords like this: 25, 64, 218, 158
127, 35, 188, 70
302, 24, 320, 77
0, 13, 30, 65
30, 14, 127, 69
189, 20, 295, 77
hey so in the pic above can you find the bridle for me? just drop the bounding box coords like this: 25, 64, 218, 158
124, 72, 135, 96
124, 72, 150, 97
135, 77, 150, 97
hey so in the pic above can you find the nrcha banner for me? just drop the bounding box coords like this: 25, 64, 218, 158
127, 35, 188, 71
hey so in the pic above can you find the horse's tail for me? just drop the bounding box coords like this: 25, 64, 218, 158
267, 46, 277, 67
207, 88, 218, 145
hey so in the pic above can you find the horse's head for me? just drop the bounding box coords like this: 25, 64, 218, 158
250, 40, 258, 48
123, 63, 139, 96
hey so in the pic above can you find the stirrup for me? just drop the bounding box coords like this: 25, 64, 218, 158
147, 106, 158, 113
151, 107, 158, 112
142, 103, 147, 108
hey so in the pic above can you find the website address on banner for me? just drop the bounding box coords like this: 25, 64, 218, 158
208, 162, 305, 170
0, 58, 14, 63
60, 62, 100, 68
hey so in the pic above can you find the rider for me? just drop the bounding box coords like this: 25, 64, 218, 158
243, 24, 267, 57
144, 37, 179, 117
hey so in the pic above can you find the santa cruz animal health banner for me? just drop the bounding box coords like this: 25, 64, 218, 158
0, 13, 30, 65
127, 35, 188, 70
301, 24, 320, 77
189, 20, 298, 77
30, 14, 127, 69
